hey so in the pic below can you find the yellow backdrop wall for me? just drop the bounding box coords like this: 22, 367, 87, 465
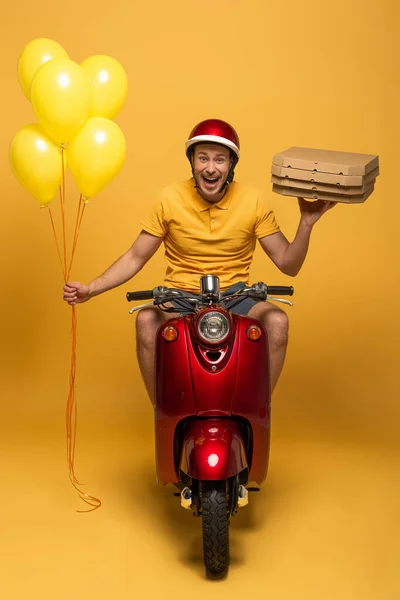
1, 0, 399, 452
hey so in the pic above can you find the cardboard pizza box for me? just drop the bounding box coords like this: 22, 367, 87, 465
272, 183, 374, 204
271, 164, 379, 187
273, 147, 379, 176
271, 174, 375, 195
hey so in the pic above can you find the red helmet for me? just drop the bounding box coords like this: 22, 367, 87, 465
185, 119, 240, 160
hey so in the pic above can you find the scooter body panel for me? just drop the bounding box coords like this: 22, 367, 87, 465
179, 418, 248, 481
155, 311, 271, 485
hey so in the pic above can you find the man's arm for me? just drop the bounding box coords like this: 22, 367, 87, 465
63, 231, 163, 305
259, 198, 336, 277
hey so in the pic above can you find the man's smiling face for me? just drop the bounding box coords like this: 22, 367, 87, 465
193, 143, 233, 202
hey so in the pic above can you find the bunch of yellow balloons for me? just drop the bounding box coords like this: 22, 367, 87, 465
10, 38, 127, 206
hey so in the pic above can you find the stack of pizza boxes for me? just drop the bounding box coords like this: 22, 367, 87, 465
271, 147, 379, 203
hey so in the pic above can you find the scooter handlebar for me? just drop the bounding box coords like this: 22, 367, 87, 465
266, 286, 294, 296
126, 285, 294, 303
126, 290, 154, 302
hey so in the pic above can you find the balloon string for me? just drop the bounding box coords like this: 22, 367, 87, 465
49, 208, 66, 280
60, 148, 67, 279
62, 145, 66, 206
67, 195, 86, 282
66, 306, 101, 512
65, 196, 101, 512
49, 183, 101, 512
71, 197, 84, 260
66, 306, 79, 483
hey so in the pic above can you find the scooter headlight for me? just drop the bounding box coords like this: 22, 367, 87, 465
197, 311, 230, 344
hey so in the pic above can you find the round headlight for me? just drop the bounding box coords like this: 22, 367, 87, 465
197, 311, 230, 344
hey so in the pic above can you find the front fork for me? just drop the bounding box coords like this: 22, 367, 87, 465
180, 476, 249, 517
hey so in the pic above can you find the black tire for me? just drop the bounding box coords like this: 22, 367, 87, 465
201, 480, 230, 578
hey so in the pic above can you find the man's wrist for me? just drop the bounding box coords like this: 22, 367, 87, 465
299, 216, 314, 232
88, 281, 97, 298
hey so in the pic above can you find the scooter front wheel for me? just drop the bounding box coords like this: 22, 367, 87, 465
201, 480, 230, 578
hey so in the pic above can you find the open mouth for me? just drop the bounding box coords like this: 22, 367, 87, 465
202, 175, 221, 189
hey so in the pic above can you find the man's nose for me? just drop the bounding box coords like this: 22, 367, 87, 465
206, 161, 216, 174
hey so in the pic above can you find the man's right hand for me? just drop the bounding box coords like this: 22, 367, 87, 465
63, 282, 92, 306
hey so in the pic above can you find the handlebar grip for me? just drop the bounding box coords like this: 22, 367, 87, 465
126, 290, 154, 302
266, 286, 294, 296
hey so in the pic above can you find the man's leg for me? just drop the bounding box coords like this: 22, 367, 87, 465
247, 301, 289, 392
136, 307, 179, 404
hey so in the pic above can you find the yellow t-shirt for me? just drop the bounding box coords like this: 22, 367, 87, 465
141, 178, 280, 290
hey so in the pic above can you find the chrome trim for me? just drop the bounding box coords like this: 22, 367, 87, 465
197, 310, 231, 344
237, 485, 249, 508
266, 296, 293, 307
129, 301, 155, 314
200, 274, 220, 300
180, 487, 192, 510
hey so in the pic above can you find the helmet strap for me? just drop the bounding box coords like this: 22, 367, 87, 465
218, 162, 236, 193
190, 162, 201, 190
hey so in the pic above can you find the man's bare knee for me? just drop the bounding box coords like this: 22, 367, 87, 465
261, 309, 289, 348
249, 303, 289, 348
136, 307, 164, 347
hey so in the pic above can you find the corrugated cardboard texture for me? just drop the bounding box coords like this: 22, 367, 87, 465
271, 164, 379, 187
272, 183, 374, 204
271, 175, 375, 195
273, 147, 379, 175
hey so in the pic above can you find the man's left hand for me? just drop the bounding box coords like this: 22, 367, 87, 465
298, 197, 337, 227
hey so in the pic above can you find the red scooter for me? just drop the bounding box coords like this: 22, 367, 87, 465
127, 275, 293, 578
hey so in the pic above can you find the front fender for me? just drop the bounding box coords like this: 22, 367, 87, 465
179, 419, 248, 481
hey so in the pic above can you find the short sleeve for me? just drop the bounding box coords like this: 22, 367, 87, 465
141, 192, 169, 238
254, 193, 280, 239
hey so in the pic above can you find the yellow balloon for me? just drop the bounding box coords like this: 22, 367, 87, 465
31, 59, 90, 144
81, 55, 128, 119
68, 118, 126, 198
10, 124, 66, 206
17, 38, 69, 100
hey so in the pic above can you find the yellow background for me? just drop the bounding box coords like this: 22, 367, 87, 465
1, 1, 399, 598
